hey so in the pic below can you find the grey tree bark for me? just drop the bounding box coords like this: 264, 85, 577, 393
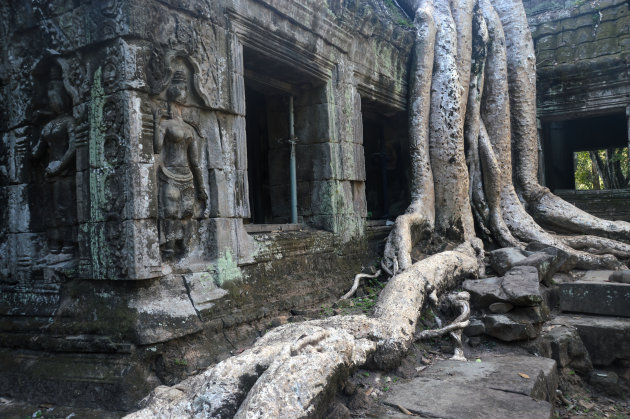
125, 0, 630, 416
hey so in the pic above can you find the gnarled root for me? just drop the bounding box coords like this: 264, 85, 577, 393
560, 235, 630, 260
477, 0, 625, 270
383, 209, 431, 275
382, 0, 438, 276
416, 291, 471, 361
528, 191, 630, 242
126, 247, 478, 418
341, 269, 382, 300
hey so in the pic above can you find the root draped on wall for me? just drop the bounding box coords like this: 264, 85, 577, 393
126, 0, 630, 417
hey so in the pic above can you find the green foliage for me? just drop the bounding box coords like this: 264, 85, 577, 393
383, 0, 413, 28
319, 274, 386, 319
397, 18, 414, 29
574, 150, 593, 190
574, 148, 629, 190
174, 358, 188, 366
320, 305, 335, 317
353, 276, 386, 313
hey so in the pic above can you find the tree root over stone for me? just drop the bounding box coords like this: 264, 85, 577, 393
126, 0, 630, 416
126, 247, 478, 418
416, 291, 471, 361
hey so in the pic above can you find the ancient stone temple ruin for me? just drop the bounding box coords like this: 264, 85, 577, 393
0, 0, 412, 409
1, 0, 630, 414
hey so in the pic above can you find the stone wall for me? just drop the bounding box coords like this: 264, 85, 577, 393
555, 189, 630, 222
0, 0, 412, 409
524, 0, 630, 118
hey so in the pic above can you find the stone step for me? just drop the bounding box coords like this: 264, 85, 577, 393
384, 355, 557, 419
551, 314, 630, 366
559, 270, 630, 317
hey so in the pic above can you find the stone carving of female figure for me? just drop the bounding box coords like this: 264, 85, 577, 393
154, 69, 207, 259
31, 65, 77, 264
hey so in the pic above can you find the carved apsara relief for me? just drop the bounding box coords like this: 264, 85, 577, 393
30, 63, 77, 265
149, 55, 209, 260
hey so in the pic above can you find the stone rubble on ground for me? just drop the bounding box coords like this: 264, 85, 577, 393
463, 249, 559, 342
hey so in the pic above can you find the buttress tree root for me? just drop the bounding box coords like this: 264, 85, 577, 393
126, 0, 630, 417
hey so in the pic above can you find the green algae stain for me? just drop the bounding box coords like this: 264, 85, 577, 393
87, 67, 115, 278
211, 250, 242, 287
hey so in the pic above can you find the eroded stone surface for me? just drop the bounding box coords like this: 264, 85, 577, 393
552, 314, 630, 366
384, 356, 557, 418
530, 324, 593, 375
502, 266, 543, 306
484, 314, 539, 341
560, 272, 630, 317
463, 266, 541, 308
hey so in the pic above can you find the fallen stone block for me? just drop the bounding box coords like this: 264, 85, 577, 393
537, 246, 577, 276
484, 314, 539, 342
383, 355, 557, 418
488, 247, 529, 276
514, 253, 555, 283
508, 305, 550, 324
551, 314, 630, 366
589, 370, 624, 397
609, 270, 630, 284
464, 266, 542, 309
489, 245, 576, 284
463, 277, 508, 307
502, 266, 543, 307
530, 324, 593, 375
463, 318, 485, 337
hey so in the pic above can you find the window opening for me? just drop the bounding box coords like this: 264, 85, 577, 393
541, 113, 628, 191
243, 47, 323, 226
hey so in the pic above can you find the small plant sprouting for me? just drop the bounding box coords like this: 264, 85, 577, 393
174, 358, 188, 366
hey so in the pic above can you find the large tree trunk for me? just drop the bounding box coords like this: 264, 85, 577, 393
125, 0, 630, 416
492, 0, 630, 242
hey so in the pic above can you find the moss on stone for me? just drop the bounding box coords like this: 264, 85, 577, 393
211, 250, 242, 287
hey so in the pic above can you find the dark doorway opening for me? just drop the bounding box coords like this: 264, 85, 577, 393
245, 86, 273, 224
362, 100, 409, 221
542, 113, 628, 191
